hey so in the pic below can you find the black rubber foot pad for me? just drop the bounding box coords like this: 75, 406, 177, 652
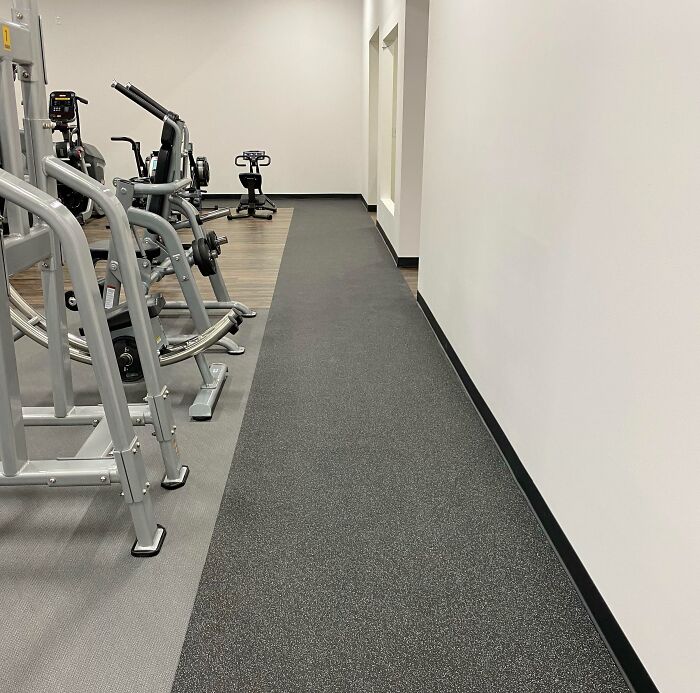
131, 524, 166, 558
161, 465, 190, 491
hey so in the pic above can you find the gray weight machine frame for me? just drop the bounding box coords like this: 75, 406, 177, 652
6, 74, 242, 420
1, 0, 188, 488
113, 177, 232, 419
0, 0, 168, 555
44, 158, 189, 488
90, 90, 252, 416
114, 82, 257, 323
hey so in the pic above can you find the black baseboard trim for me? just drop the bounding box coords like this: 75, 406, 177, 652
416, 291, 658, 693
375, 220, 398, 264
375, 221, 419, 269
203, 193, 362, 201
397, 256, 419, 269
361, 195, 378, 212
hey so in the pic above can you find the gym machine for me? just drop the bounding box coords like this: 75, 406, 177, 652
111, 96, 229, 225
83, 81, 258, 418
0, 0, 186, 555
109, 82, 258, 328
228, 150, 277, 221
9, 83, 243, 420
48, 90, 106, 224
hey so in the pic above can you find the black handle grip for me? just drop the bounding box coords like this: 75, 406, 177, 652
125, 83, 178, 120
259, 156, 271, 166
111, 136, 138, 145
235, 156, 247, 167
111, 81, 165, 121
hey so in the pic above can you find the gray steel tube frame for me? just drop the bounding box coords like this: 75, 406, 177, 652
138, 116, 256, 318
168, 194, 235, 307
9, 284, 241, 366
0, 0, 164, 554
127, 205, 229, 419
43, 156, 187, 487
0, 166, 163, 554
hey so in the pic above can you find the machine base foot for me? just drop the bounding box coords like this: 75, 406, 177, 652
228, 213, 273, 221
189, 363, 228, 420
131, 525, 166, 557
233, 304, 257, 319
216, 336, 245, 355
161, 465, 190, 490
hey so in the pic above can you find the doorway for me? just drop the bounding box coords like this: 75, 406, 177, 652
368, 29, 380, 208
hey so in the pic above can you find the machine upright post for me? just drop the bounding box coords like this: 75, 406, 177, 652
15, 0, 75, 416
0, 60, 29, 235
0, 225, 28, 475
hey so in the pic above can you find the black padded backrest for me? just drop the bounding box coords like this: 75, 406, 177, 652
239, 172, 262, 191
146, 124, 176, 216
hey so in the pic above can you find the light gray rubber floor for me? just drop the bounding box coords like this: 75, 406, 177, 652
171, 199, 630, 693
0, 309, 268, 693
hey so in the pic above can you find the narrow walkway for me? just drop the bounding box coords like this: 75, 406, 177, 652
172, 199, 629, 693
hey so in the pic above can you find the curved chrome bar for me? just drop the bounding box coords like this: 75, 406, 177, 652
10, 306, 92, 364
10, 285, 91, 352
10, 291, 239, 367
159, 311, 239, 364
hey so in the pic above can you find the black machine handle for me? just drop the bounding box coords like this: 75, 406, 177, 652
111, 136, 138, 146
76, 95, 88, 105
124, 83, 177, 119
111, 135, 147, 178
111, 81, 167, 121
236, 152, 272, 167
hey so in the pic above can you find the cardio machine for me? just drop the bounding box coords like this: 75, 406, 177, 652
48, 90, 106, 224
228, 150, 277, 221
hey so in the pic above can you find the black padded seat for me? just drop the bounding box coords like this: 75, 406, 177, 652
78, 293, 166, 336
89, 238, 160, 265
106, 293, 166, 332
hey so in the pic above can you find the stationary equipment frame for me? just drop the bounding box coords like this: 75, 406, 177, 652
0, 0, 186, 554
104, 82, 261, 417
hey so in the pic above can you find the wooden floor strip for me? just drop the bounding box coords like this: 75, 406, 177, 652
11, 208, 293, 311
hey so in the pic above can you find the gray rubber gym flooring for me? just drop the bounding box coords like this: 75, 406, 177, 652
0, 309, 269, 693
171, 199, 631, 692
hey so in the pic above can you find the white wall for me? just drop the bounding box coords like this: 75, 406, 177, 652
419, 2, 700, 691
38, 0, 363, 194
397, 0, 428, 257
362, 0, 428, 258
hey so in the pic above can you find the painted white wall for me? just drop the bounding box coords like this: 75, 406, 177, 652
397, 0, 428, 258
37, 0, 363, 194
419, 2, 700, 691
362, 0, 428, 258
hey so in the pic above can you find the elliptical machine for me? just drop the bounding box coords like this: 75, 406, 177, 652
228, 150, 277, 221
48, 91, 106, 224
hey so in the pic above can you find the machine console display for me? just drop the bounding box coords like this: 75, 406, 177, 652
49, 91, 77, 123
